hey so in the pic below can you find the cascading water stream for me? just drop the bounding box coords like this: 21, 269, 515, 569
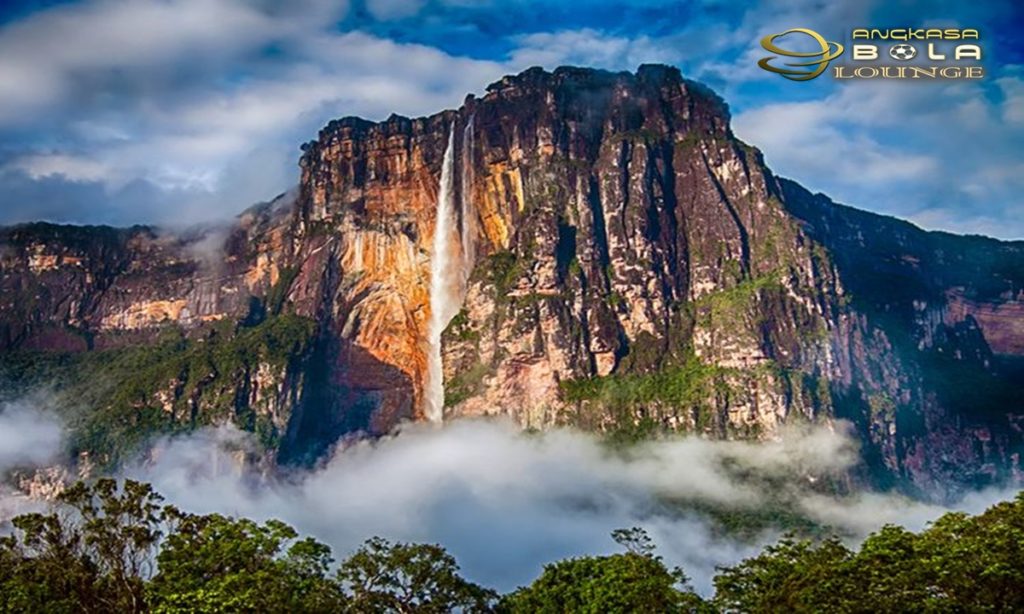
460, 118, 477, 285
425, 125, 459, 423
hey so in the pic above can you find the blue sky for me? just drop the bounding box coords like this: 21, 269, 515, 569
0, 0, 1021, 238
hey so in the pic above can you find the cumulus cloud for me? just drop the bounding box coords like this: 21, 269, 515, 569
733, 94, 940, 183
508, 29, 684, 70
0, 4, 505, 225
366, 0, 428, 21
0, 0, 1019, 239
999, 70, 1024, 124
734, 75, 1024, 238
124, 418, 1015, 595
10, 153, 113, 183
0, 0, 287, 123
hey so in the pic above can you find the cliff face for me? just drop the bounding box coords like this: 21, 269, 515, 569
1, 65, 1022, 496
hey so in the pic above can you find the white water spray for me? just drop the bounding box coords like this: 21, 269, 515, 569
425, 126, 459, 423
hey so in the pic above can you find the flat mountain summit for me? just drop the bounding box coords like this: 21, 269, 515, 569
2, 65, 1022, 498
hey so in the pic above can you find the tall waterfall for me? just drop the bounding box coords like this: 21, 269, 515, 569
459, 118, 477, 285
425, 126, 459, 423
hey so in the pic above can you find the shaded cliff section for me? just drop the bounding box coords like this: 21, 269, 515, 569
779, 180, 1024, 492
0, 188, 425, 466
428, 65, 1024, 497
0, 65, 1022, 496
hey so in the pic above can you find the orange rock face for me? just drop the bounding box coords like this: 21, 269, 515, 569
2, 65, 1023, 494
294, 114, 455, 423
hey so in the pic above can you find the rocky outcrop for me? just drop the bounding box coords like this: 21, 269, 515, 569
1, 65, 1022, 497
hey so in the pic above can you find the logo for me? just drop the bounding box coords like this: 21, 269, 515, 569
889, 43, 917, 61
758, 27, 984, 81
758, 28, 844, 81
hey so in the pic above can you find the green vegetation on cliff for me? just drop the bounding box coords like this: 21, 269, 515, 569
561, 351, 726, 408
559, 350, 730, 438
0, 314, 316, 467
693, 270, 784, 331
444, 361, 490, 408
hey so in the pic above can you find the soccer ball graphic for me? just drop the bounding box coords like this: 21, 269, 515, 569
889, 44, 917, 61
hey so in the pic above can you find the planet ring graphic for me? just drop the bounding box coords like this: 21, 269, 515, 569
758, 28, 845, 81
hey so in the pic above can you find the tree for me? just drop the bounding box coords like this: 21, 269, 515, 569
844, 524, 934, 611
502, 528, 709, 613
148, 512, 345, 613
337, 536, 496, 613
611, 526, 657, 556
717, 535, 857, 612
910, 493, 1024, 611
0, 478, 165, 613
0, 512, 98, 613
713, 493, 1024, 612
6, 479, 1024, 613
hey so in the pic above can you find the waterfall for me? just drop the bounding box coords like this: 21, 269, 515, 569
460, 118, 477, 286
425, 125, 459, 423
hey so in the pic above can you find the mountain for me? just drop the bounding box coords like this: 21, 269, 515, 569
1, 65, 1022, 497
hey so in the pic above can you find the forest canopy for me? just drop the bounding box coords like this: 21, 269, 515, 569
1, 479, 1023, 612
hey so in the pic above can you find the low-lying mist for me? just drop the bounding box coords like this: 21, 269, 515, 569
0, 400, 63, 469
113, 418, 1015, 594
0, 400, 1017, 594
0, 399, 65, 518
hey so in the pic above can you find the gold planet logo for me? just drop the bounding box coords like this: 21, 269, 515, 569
758, 28, 845, 81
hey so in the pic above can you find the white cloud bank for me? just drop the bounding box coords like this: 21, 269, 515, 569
0, 403, 1014, 594
124, 418, 1016, 595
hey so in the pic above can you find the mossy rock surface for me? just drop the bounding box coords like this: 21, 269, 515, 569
0, 313, 316, 468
